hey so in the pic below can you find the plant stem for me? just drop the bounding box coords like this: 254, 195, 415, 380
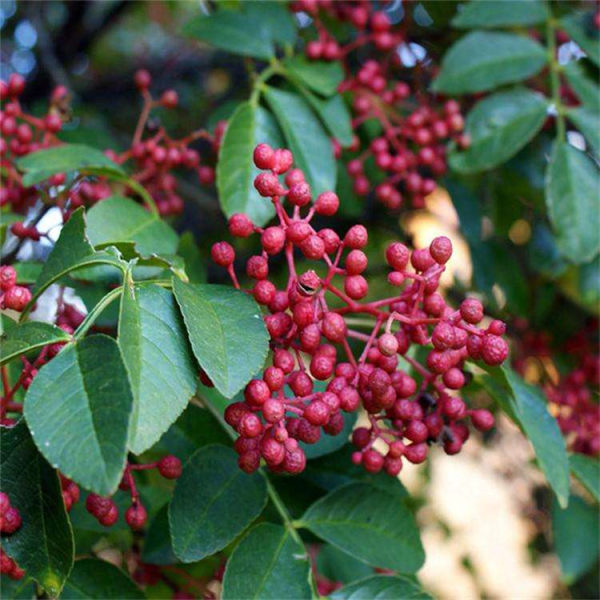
546, 15, 566, 141
250, 60, 284, 106
73, 286, 123, 340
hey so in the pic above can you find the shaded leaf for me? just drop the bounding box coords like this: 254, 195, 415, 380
569, 453, 600, 503
449, 88, 548, 173
169, 445, 267, 562
183, 9, 274, 60
452, 0, 548, 28
0, 422, 73, 596
62, 558, 144, 599
300, 482, 424, 573
481, 366, 570, 507
141, 505, 178, 565
432, 31, 547, 94
561, 12, 600, 67
568, 106, 600, 155
222, 523, 311, 600
563, 61, 599, 109
552, 495, 600, 583
331, 575, 432, 600
545, 142, 600, 264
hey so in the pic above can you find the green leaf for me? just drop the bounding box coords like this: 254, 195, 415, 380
169, 444, 267, 562
284, 56, 344, 97
85, 195, 178, 257
569, 454, 600, 503
183, 9, 274, 60
34, 208, 124, 305
16, 144, 124, 187
62, 558, 144, 599
172, 280, 269, 399
300, 482, 424, 573
0, 321, 71, 366
432, 31, 547, 94
304, 93, 354, 148
568, 106, 600, 155
449, 88, 548, 173
331, 575, 432, 600
481, 366, 570, 507
0, 574, 37, 599
24, 335, 134, 495
561, 12, 600, 67
452, 0, 548, 28
563, 61, 599, 109
118, 284, 198, 454
217, 102, 283, 226
545, 142, 600, 264
222, 523, 311, 599
264, 86, 336, 196
141, 505, 178, 565
244, 1, 297, 46
0, 422, 74, 596
552, 495, 600, 583
316, 544, 372, 584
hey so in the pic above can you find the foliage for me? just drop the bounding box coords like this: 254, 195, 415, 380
0, 0, 598, 598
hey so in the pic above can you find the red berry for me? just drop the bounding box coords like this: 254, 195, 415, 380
0, 266, 17, 291
228, 213, 254, 237
3, 286, 31, 311
480, 334, 509, 366
345, 225, 368, 249
1, 507, 21, 534
471, 409, 495, 432
314, 191, 339, 216
98, 503, 119, 527
160, 90, 178, 109
211, 242, 235, 267
430, 236, 453, 264
125, 503, 147, 530
134, 69, 152, 90
460, 298, 484, 324
385, 242, 409, 271
345, 250, 368, 275
344, 275, 368, 299
158, 455, 182, 479
287, 182, 312, 207
261, 226, 286, 254
253, 143, 275, 170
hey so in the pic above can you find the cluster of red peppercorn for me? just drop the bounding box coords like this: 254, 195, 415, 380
212, 143, 508, 476
0, 70, 219, 221
0, 492, 24, 580
97, 69, 222, 217
85, 455, 182, 531
514, 323, 599, 456
289, 0, 469, 209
